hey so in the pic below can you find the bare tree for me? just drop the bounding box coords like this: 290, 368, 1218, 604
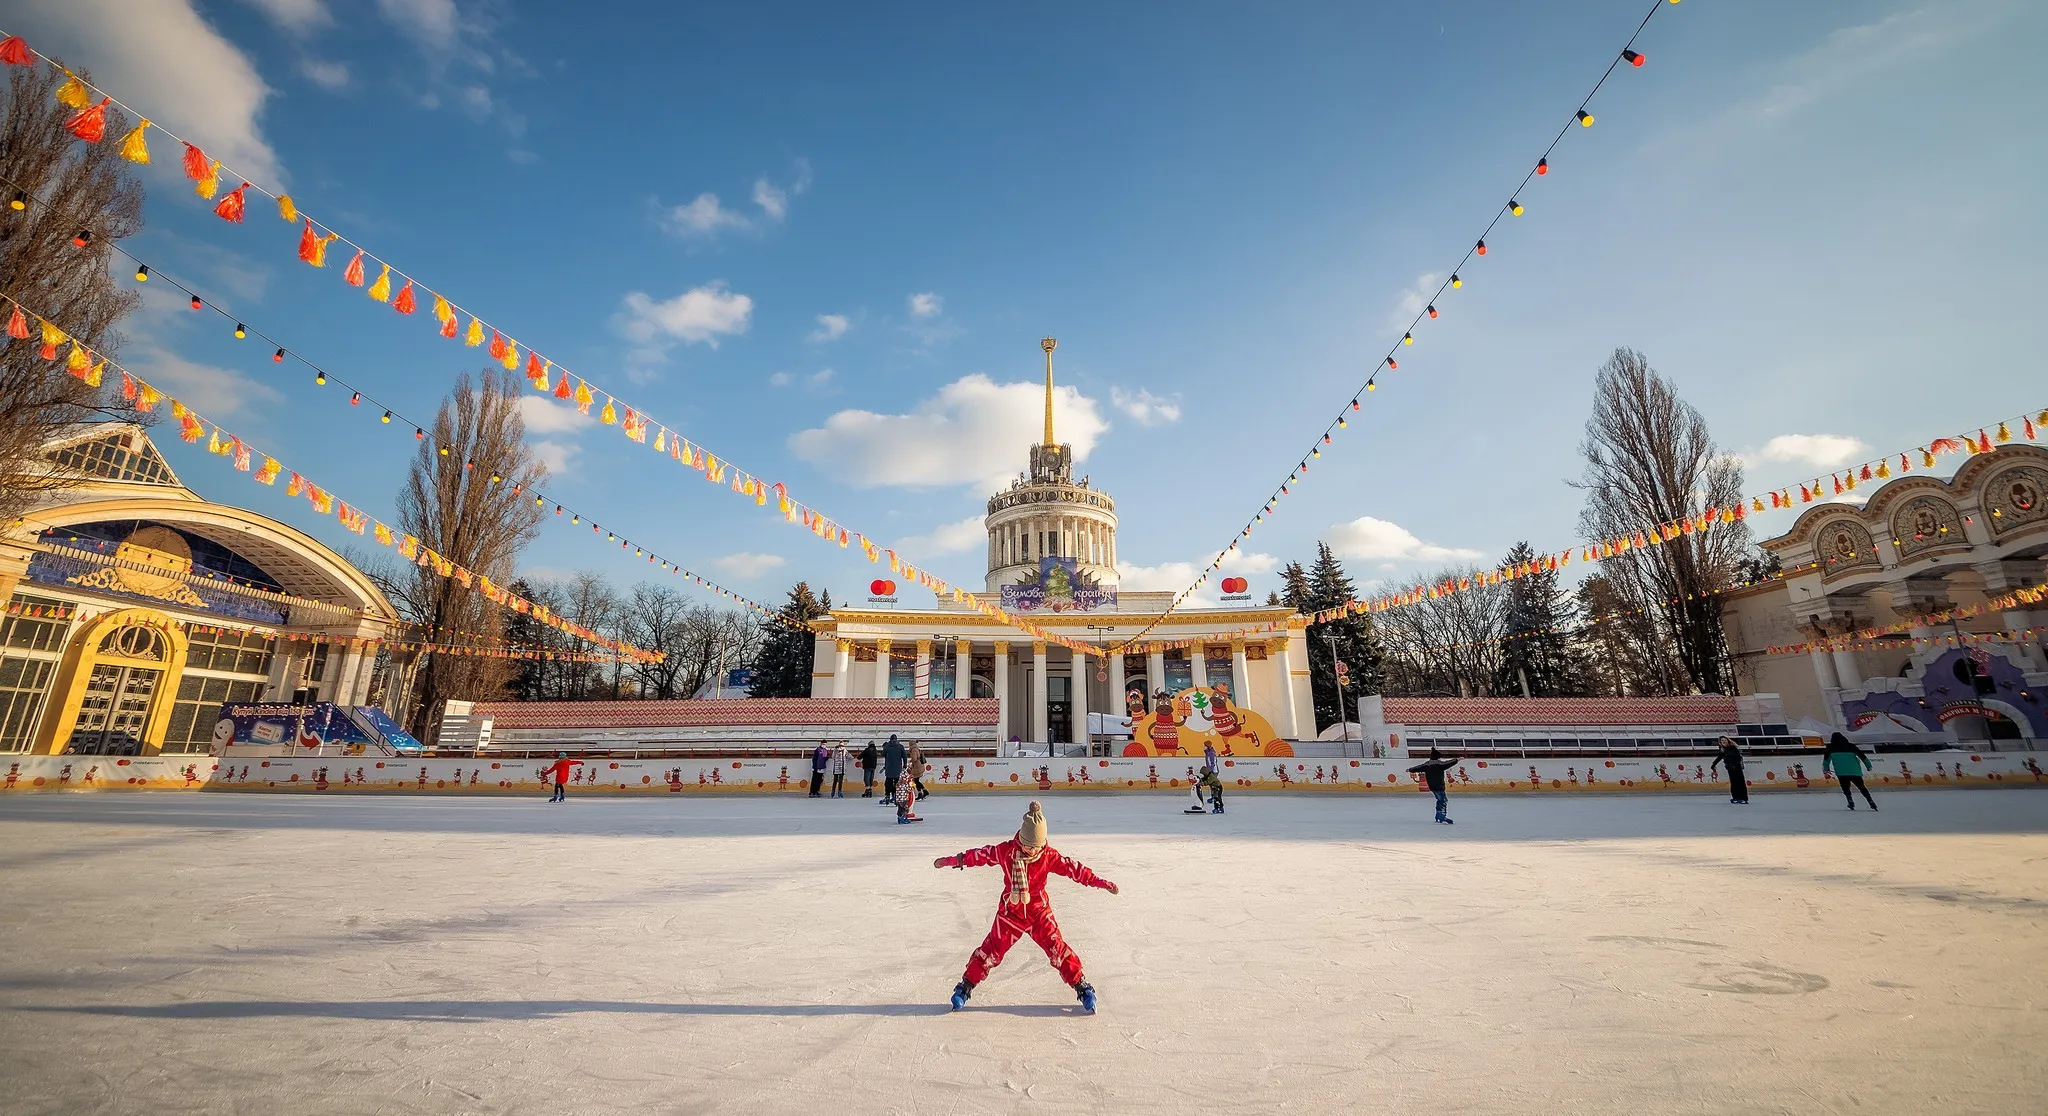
1575, 348, 1748, 695
1378, 564, 1510, 697
395, 369, 545, 738
0, 64, 145, 522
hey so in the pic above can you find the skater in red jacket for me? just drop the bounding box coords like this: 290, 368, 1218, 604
544, 753, 584, 802
934, 801, 1118, 1013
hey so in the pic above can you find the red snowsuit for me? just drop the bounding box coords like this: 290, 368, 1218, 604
938, 838, 1114, 986
545, 758, 584, 785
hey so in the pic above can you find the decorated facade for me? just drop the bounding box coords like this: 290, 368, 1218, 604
0, 425, 404, 757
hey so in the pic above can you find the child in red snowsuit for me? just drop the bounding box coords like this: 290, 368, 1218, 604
544, 753, 583, 802
935, 800, 1118, 1012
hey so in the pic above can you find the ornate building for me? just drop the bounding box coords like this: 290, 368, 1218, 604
811, 342, 1311, 749
0, 425, 403, 756
1721, 444, 2048, 742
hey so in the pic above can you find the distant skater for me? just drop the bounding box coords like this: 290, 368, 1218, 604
544, 752, 583, 803
907, 740, 930, 799
1709, 737, 1750, 804
860, 739, 878, 797
1203, 741, 1218, 776
936, 801, 1118, 1013
830, 743, 849, 799
1824, 733, 1878, 811
1185, 774, 1209, 814
1408, 747, 1460, 824
809, 741, 829, 798
894, 766, 923, 824
1200, 766, 1225, 814
882, 734, 905, 805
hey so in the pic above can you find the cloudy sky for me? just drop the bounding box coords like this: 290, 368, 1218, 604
11, 0, 2045, 607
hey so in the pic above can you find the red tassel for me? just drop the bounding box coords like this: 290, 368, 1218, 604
393, 280, 416, 315
6, 305, 25, 339
296, 221, 320, 264
526, 350, 547, 387
342, 251, 365, 287
182, 143, 209, 182
1859, 464, 1872, 481
553, 375, 572, 400
212, 182, 248, 223
0, 36, 32, 66
488, 330, 509, 359
439, 313, 458, 339
64, 97, 110, 143
1832, 475, 1844, 495
2028, 418, 2039, 441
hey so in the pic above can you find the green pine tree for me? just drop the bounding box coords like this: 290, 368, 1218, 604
748, 581, 830, 698
1303, 542, 1385, 732
1493, 541, 1588, 697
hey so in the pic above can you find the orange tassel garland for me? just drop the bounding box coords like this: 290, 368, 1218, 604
343, 251, 365, 287
393, 280, 416, 315
63, 97, 110, 143
212, 182, 248, 222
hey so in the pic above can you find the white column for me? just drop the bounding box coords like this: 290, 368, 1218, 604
263, 640, 295, 700
1191, 646, 1208, 690
1147, 649, 1166, 696
873, 639, 892, 698
1273, 639, 1300, 740
1231, 640, 1249, 705
955, 640, 974, 699
913, 639, 932, 698
1107, 651, 1125, 716
1808, 647, 1838, 692
994, 641, 1012, 739
832, 641, 851, 698
1831, 646, 1863, 692
1032, 641, 1049, 744
1072, 648, 1090, 751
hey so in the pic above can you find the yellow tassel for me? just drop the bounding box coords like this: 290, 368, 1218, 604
465, 317, 483, 346
1875, 460, 1890, 479
600, 398, 617, 425
1996, 421, 2011, 443
1922, 450, 1936, 469
40, 319, 65, 348
84, 360, 104, 387
653, 428, 666, 452
57, 72, 92, 109
433, 295, 454, 324
194, 160, 220, 200
118, 119, 151, 164
66, 342, 90, 372
367, 266, 391, 302
277, 194, 297, 222
1751, 497, 1765, 513
500, 341, 518, 371
573, 380, 594, 413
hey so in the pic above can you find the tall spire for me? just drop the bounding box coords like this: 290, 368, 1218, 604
1040, 337, 1057, 446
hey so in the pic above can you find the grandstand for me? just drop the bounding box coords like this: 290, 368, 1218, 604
435, 697, 1000, 758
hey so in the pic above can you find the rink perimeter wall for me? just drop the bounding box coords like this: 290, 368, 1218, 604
3, 752, 2045, 794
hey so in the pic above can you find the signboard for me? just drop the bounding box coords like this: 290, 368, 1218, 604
999, 556, 1117, 614
1124, 684, 1291, 757
867, 578, 898, 604
725, 668, 755, 688
1219, 576, 1252, 602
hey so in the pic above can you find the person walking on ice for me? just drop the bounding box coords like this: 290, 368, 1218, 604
935, 801, 1119, 1013
1408, 747, 1460, 824
1709, 736, 1750, 804
543, 752, 583, 803
1824, 732, 1878, 811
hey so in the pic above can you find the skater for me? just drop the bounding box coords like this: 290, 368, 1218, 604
881, 734, 905, 805
894, 765, 923, 824
859, 739, 878, 797
543, 752, 583, 802
1408, 747, 1460, 824
1709, 737, 1750, 804
935, 801, 1118, 1013
830, 743, 849, 798
1203, 741, 1218, 776
808, 741, 829, 798
1200, 766, 1225, 814
1824, 733, 1878, 810
907, 740, 931, 799
1185, 774, 1209, 814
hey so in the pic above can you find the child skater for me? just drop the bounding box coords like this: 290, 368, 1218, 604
544, 752, 583, 803
1185, 773, 1210, 814
1200, 766, 1225, 814
895, 767, 923, 824
1408, 747, 1460, 824
935, 801, 1119, 1013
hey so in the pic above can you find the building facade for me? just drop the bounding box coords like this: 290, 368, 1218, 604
1721, 444, 2048, 743
809, 342, 1312, 748
0, 425, 403, 757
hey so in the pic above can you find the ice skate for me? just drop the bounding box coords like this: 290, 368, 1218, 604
1075, 981, 1097, 1014
897, 814, 923, 824
1211, 804, 1224, 814
950, 981, 974, 1011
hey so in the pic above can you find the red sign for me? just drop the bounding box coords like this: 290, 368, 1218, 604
868, 579, 897, 597
1936, 701, 1996, 724
1220, 576, 1249, 595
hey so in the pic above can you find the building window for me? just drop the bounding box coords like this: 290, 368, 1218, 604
162, 676, 265, 753
185, 628, 275, 676
1, 595, 70, 653
48, 433, 179, 485
0, 655, 56, 753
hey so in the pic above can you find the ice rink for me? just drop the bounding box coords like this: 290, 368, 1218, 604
2, 787, 2044, 1115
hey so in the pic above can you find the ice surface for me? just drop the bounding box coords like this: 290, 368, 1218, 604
1, 789, 2044, 1114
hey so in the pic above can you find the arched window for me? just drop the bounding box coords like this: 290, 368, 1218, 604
98, 624, 167, 662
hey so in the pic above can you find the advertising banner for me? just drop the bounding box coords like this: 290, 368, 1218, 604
1125, 684, 1290, 757
999, 556, 1116, 614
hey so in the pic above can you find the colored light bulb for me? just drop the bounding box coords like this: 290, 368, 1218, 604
1509, 199, 1523, 215
72, 229, 91, 248
381, 410, 392, 423
134, 265, 148, 282
1476, 240, 1487, 255
1403, 332, 1413, 345
273, 348, 285, 362
1451, 274, 1462, 288
1536, 158, 1548, 175
1577, 110, 1594, 127
314, 371, 326, 385
1623, 50, 1644, 67
1427, 304, 1438, 319
190, 295, 203, 310
234, 323, 246, 338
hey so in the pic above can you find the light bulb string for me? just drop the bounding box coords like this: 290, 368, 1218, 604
1103, 0, 1678, 654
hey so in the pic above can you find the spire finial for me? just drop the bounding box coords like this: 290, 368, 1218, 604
1040, 337, 1057, 446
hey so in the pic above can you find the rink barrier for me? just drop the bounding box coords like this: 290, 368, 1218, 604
2, 752, 2043, 794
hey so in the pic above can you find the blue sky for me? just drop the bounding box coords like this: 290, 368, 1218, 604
13, 0, 2047, 611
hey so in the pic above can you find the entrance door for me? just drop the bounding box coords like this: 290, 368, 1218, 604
1047, 676, 1072, 744
66, 663, 162, 755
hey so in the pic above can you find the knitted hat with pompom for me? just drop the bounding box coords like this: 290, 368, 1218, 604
1018, 800, 1047, 851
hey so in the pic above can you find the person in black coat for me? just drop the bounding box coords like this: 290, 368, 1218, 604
881, 734, 906, 805
1708, 737, 1749, 804
859, 740, 879, 797
1407, 747, 1461, 825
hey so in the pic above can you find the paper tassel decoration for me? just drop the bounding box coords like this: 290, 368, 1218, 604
553, 374, 572, 400
179, 411, 204, 442
136, 383, 162, 413
526, 352, 547, 390
83, 360, 104, 387
439, 312, 458, 339
277, 194, 297, 222
232, 438, 252, 471
181, 143, 210, 181
465, 317, 484, 346
393, 280, 416, 315
286, 472, 305, 497
255, 457, 282, 485
65, 341, 90, 374
488, 330, 508, 360
39, 319, 64, 360
212, 182, 248, 222
375, 522, 393, 546
194, 160, 221, 200
64, 97, 110, 143
342, 251, 365, 287
432, 294, 454, 325
500, 340, 518, 371
0, 37, 31, 66
367, 266, 391, 302
6, 304, 26, 338
56, 72, 91, 109
600, 398, 617, 425
573, 380, 594, 414
297, 221, 338, 267
117, 118, 151, 163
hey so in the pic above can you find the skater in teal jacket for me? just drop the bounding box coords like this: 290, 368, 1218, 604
1823, 733, 1877, 811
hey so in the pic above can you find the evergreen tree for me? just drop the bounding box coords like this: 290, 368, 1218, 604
1299, 543, 1385, 733
1492, 541, 1588, 698
748, 581, 830, 698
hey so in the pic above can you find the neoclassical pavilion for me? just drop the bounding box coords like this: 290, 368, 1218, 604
1721, 443, 2048, 741
810, 341, 1311, 746
0, 425, 403, 756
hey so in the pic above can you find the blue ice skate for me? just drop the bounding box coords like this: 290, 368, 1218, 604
950, 981, 974, 1011
1075, 981, 1097, 1014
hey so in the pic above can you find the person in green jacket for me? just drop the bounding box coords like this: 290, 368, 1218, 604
1824, 733, 1877, 811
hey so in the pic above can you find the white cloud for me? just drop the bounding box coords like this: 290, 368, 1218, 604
127, 344, 283, 419
1747, 433, 1871, 472
238, 0, 331, 35
613, 284, 754, 367
659, 193, 751, 238
15, 0, 285, 185
789, 373, 1108, 490
809, 314, 850, 343
752, 179, 788, 221
298, 59, 350, 90
894, 515, 986, 556
766, 369, 836, 390
457, 83, 493, 116
1325, 516, 1481, 564
1390, 272, 1441, 330
1109, 386, 1182, 427
808, 368, 835, 388
517, 395, 588, 435
531, 440, 578, 477
908, 292, 943, 318
768, 371, 792, 388
714, 552, 788, 580
377, 0, 460, 50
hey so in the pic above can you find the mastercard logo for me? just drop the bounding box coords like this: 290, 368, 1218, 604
869, 579, 898, 596
1220, 576, 1249, 594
